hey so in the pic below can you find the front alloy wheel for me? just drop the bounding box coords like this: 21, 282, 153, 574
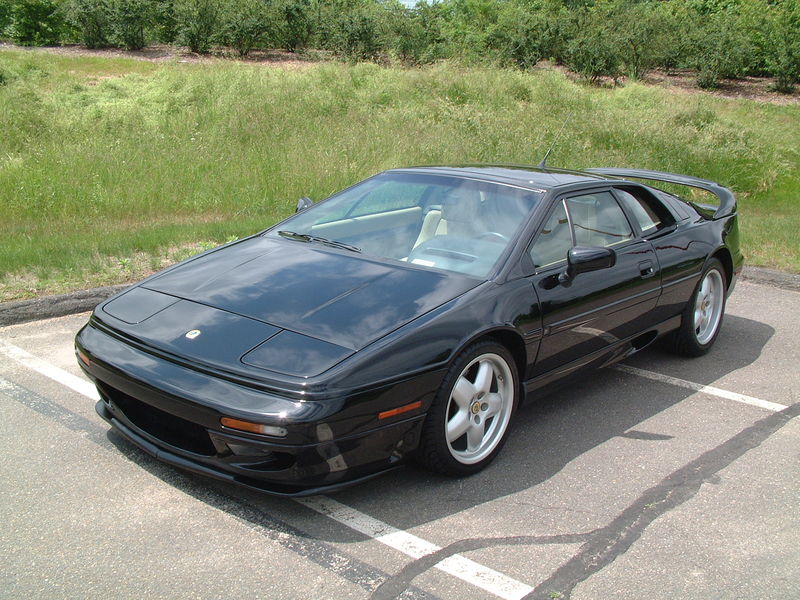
417, 341, 518, 476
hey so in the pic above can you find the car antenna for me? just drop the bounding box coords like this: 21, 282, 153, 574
537, 115, 571, 169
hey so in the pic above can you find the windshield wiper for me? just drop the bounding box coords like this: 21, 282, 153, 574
278, 231, 361, 253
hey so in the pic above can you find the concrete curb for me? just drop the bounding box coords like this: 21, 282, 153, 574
0, 284, 130, 327
0, 266, 797, 328
740, 266, 800, 292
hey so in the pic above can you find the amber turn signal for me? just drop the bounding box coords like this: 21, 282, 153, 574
220, 417, 287, 437
378, 400, 423, 420
77, 350, 91, 367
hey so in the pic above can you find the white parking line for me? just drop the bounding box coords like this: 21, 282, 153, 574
613, 364, 788, 412
0, 336, 533, 600
298, 496, 534, 600
0, 337, 100, 401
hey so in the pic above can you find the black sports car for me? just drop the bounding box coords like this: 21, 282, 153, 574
75, 165, 743, 496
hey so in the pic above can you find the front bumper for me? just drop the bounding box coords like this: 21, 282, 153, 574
77, 322, 432, 496
94, 398, 414, 496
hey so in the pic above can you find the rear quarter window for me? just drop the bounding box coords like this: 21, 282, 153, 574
614, 186, 675, 235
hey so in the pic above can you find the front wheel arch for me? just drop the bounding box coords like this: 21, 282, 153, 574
415, 340, 520, 476
452, 328, 528, 403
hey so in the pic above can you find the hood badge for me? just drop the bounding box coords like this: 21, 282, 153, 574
185, 329, 202, 340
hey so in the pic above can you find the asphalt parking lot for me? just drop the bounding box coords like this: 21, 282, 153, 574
0, 280, 797, 600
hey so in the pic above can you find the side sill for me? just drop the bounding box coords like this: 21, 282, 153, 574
522, 315, 681, 397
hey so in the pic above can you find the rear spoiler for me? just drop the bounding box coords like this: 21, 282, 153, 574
585, 168, 736, 219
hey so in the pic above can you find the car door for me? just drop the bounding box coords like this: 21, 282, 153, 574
526, 188, 662, 378
612, 185, 709, 323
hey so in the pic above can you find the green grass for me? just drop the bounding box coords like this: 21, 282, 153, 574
1, 50, 798, 300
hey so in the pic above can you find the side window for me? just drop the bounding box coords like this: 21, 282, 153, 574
529, 201, 571, 269
566, 192, 632, 247
614, 187, 669, 235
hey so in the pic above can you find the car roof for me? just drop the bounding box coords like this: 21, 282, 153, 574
388, 165, 610, 191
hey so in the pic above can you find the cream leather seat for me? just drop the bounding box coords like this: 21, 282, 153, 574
412, 188, 483, 249
412, 208, 446, 249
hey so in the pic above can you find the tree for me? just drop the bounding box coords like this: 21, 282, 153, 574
765, 0, 800, 92
109, 0, 155, 50
175, 0, 220, 53
221, 0, 274, 56
8, 0, 65, 46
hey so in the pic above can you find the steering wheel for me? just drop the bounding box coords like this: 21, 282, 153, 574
477, 231, 510, 243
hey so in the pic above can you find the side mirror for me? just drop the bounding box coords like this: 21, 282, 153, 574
296, 196, 313, 213
558, 246, 616, 286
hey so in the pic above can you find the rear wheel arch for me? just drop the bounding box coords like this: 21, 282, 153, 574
712, 247, 733, 289
667, 256, 727, 357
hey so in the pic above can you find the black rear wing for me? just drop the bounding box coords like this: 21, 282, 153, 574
585, 168, 736, 219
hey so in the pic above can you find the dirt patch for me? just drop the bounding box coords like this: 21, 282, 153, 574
534, 60, 799, 105
0, 42, 319, 70
643, 68, 799, 106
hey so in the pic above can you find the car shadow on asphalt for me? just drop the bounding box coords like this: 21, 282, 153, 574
105, 314, 774, 541
622, 314, 776, 385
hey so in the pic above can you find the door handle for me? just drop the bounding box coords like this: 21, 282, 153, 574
638, 260, 655, 278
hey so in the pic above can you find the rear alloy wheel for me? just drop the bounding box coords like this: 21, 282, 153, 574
668, 258, 727, 357
417, 341, 518, 476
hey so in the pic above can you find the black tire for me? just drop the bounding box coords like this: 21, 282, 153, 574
666, 258, 727, 357
416, 340, 519, 476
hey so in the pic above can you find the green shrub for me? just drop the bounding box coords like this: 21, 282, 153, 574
733, 0, 772, 76
174, 0, 220, 53
437, 0, 499, 62
153, 0, 178, 43
565, 9, 621, 82
221, 0, 273, 57
538, 1, 577, 66
278, 0, 311, 52
387, 8, 426, 64
109, 0, 155, 50
612, 2, 678, 80
2, 0, 797, 95
1, 2, 13, 38
337, 12, 381, 60
487, 3, 545, 68
63, 0, 111, 48
651, 1, 697, 71
765, 0, 800, 93
8, 0, 65, 45
389, 0, 446, 64
379, 1, 445, 65
486, 0, 576, 69
321, 3, 387, 61
689, 9, 753, 89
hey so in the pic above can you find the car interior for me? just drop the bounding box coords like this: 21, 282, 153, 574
287, 174, 541, 278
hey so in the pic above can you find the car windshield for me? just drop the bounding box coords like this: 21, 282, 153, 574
267, 172, 542, 278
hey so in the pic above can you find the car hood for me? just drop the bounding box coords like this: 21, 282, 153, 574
99, 236, 479, 376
